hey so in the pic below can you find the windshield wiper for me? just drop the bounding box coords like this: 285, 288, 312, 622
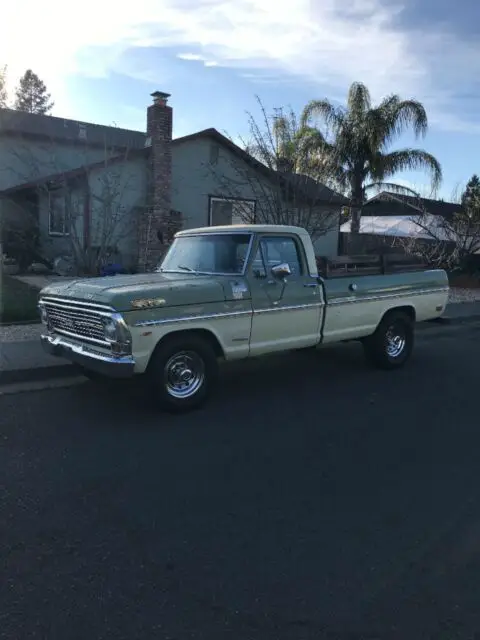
162, 265, 209, 275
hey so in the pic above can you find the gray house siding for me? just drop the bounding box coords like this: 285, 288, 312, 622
172, 138, 272, 229
36, 156, 147, 269
171, 137, 340, 256
0, 137, 110, 191
172, 137, 222, 229
87, 156, 147, 269
0, 107, 146, 192
311, 207, 340, 257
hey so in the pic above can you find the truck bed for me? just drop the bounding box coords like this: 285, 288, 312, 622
316, 253, 428, 278
317, 255, 449, 343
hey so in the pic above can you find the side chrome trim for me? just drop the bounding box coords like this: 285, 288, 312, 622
132, 286, 447, 328
253, 302, 324, 314
134, 309, 252, 327
328, 286, 449, 306
134, 302, 325, 327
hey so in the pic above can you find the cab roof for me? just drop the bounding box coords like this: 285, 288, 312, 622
176, 224, 308, 237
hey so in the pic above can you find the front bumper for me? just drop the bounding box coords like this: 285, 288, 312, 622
41, 334, 135, 379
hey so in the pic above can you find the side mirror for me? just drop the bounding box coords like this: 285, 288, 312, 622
271, 262, 292, 279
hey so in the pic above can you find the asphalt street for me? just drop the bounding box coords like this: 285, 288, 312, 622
2, 324, 480, 639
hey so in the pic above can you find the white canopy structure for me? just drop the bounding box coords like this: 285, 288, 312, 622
340, 215, 451, 241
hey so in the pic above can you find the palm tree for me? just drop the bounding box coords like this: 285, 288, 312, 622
298, 82, 442, 235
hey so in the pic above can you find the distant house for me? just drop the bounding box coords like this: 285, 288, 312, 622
0, 93, 347, 273
339, 191, 462, 254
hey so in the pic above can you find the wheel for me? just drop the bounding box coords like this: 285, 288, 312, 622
147, 335, 219, 412
362, 311, 414, 370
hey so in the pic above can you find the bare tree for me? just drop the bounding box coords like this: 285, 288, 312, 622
0, 65, 8, 108
382, 184, 480, 269
206, 98, 343, 243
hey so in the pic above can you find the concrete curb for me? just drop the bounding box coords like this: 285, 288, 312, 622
1, 313, 480, 388
0, 319, 41, 327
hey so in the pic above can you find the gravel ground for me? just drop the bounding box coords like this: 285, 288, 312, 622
0, 323, 44, 342
1, 288, 479, 344
448, 287, 480, 303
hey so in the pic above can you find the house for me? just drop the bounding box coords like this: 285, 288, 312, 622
0, 92, 347, 273
339, 191, 462, 254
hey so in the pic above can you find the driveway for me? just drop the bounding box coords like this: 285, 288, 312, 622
1, 327, 480, 639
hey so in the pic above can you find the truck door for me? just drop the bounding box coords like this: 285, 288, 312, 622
248, 234, 324, 356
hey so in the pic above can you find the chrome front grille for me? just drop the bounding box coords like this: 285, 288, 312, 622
42, 298, 111, 346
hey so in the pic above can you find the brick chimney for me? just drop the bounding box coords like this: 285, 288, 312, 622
138, 91, 173, 271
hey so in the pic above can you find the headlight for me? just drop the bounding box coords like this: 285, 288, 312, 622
103, 314, 132, 355
103, 317, 118, 342
39, 304, 48, 325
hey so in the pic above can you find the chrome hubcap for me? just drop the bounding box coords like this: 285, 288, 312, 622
164, 351, 205, 398
385, 325, 406, 358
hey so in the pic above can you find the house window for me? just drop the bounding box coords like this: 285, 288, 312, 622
48, 190, 69, 236
209, 197, 256, 226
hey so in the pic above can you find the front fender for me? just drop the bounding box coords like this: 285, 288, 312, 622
125, 306, 253, 373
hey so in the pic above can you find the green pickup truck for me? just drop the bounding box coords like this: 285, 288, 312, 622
39, 224, 449, 411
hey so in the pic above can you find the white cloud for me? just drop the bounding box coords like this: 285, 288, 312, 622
1, 0, 479, 132
177, 53, 205, 61
177, 53, 219, 66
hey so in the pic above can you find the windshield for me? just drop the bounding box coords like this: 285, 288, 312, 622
159, 233, 252, 275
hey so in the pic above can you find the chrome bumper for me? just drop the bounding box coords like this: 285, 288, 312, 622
41, 334, 135, 379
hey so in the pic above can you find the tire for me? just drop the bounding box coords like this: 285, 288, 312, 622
147, 334, 219, 412
362, 311, 414, 370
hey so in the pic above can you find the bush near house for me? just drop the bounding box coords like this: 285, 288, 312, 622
2, 223, 49, 272
0, 275, 40, 323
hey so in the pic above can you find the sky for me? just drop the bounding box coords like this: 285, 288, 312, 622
2, 0, 479, 200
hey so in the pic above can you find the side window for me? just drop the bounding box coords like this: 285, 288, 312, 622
261, 236, 303, 276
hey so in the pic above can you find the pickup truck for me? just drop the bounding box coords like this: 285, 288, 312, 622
38, 224, 449, 412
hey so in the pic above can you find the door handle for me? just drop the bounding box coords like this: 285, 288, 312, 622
304, 282, 318, 288
349, 283, 358, 292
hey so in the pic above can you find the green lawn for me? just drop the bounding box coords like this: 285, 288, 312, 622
0, 275, 41, 324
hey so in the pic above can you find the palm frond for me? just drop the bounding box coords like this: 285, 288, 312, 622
347, 82, 371, 117
300, 99, 345, 133
380, 149, 442, 191
384, 99, 428, 144
363, 181, 423, 198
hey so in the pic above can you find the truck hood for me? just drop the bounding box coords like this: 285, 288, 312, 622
40, 272, 229, 311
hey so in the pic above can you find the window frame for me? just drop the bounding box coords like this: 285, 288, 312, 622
250, 234, 307, 277
160, 231, 255, 277
208, 195, 256, 226
48, 189, 70, 237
